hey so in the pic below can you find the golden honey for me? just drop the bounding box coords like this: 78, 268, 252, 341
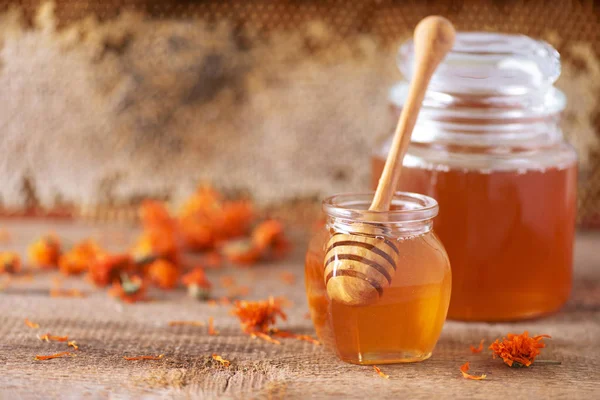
305, 193, 451, 364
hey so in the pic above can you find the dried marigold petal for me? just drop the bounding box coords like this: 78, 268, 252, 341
221, 200, 254, 238
208, 316, 219, 336
271, 330, 320, 346
489, 331, 551, 367
123, 354, 164, 361
108, 275, 147, 303
250, 332, 281, 345
35, 351, 74, 361
373, 366, 389, 379
212, 354, 231, 367
139, 200, 174, 232
460, 362, 486, 380
28, 235, 61, 269
168, 320, 205, 327
68, 341, 79, 350
182, 267, 212, 288
24, 318, 40, 329
59, 239, 104, 276
38, 333, 69, 342
231, 296, 287, 334
89, 254, 133, 287
147, 259, 180, 290
251, 220, 284, 250
0, 252, 21, 274
222, 239, 262, 266
470, 339, 484, 354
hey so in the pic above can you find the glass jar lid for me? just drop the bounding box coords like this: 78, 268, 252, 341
397, 32, 561, 96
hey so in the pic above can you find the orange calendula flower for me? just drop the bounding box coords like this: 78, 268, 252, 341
182, 267, 212, 300
212, 354, 231, 367
220, 200, 254, 238
124, 354, 164, 361
24, 318, 40, 329
28, 235, 61, 269
109, 275, 147, 303
131, 229, 179, 265
373, 365, 390, 379
489, 331, 551, 367
251, 220, 284, 251
147, 259, 180, 290
231, 296, 287, 334
222, 239, 262, 266
88, 253, 134, 287
59, 240, 104, 276
35, 352, 74, 361
139, 200, 174, 232
460, 362, 486, 380
38, 333, 69, 342
470, 339, 484, 354
0, 252, 21, 274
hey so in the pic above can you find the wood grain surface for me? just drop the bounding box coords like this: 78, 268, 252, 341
0, 220, 598, 399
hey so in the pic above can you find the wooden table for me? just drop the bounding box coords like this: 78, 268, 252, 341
0, 220, 599, 399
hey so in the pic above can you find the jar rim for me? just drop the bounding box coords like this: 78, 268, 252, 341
322, 192, 439, 223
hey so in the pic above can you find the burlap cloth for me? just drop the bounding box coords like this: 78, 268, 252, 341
0, 220, 599, 399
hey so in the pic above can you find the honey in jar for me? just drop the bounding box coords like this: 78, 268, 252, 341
373, 33, 578, 321
305, 193, 451, 364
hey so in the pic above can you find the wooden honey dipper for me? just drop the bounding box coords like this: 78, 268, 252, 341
324, 16, 456, 306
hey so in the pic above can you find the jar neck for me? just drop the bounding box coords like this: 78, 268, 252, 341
390, 84, 565, 151
323, 192, 438, 239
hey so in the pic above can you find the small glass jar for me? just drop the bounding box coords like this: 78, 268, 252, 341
305, 192, 451, 364
372, 33, 578, 321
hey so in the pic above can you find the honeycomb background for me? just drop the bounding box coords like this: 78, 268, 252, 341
0, 0, 598, 227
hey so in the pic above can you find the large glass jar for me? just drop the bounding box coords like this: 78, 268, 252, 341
305, 192, 451, 364
372, 33, 578, 321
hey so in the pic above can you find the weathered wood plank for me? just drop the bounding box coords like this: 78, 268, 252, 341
0, 220, 598, 399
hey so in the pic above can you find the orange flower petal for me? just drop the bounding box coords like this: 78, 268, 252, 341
212, 354, 231, 367
470, 339, 484, 354
123, 354, 164, 361
24, 318, 40, 329
460, 362, 486, 380
35, 352, 74, 361
373, 366, 389, 379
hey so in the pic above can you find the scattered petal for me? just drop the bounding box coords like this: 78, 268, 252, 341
124, 354, 164, 361
212, 354, 231, 367
24, 318, 40, 329
460, 362, 486, 380
38, 333, 69, 342
35, 352, 74, 361
68, 341, 79, 350
373, 366, 389, 379
470, 339, 484, 354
